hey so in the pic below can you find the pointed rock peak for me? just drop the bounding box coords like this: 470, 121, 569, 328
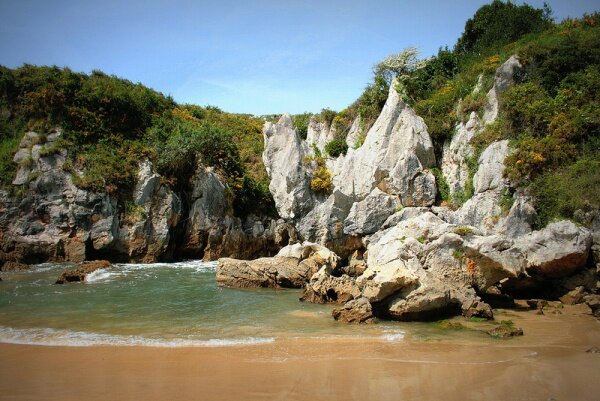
277, 113, 293, 128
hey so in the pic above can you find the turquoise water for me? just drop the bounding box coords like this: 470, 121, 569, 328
0, 261, 495, 347
0, 261, 421, 347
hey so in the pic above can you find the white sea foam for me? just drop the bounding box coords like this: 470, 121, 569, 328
382, 330, 405, 341
116, 260, 217, 273
0, 326, 274, 348
85, 269, 113, 283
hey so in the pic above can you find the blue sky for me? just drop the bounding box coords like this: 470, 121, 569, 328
1, 0, 599, 115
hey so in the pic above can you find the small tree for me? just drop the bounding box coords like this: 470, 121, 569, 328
372, 47, 427, 84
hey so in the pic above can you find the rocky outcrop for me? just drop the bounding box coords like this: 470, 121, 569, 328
263, 114, 313, 220
306, 118, 337, 152
263, 80, 437, 256
0, 130, 126, 266
216, 242, 337, 289
483, 55, 523, 123
0, 130, 281, 268
304, 209, 590, 322
120, 160, 182, 262
55, 260, 111, 284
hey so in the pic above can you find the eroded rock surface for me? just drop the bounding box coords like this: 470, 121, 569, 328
216, 242, 337, 289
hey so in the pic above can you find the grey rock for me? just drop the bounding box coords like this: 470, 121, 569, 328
345, 117, 363, 149
515, 220, 591, 278
483, 56, 522, 123
263, 114, 313, 220
473, 140, 510, 194
343, 188, 400, 235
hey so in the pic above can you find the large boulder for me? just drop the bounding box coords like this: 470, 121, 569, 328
216, 256, 312, 288
216, 242, 336, 289
515, 220, 592, 278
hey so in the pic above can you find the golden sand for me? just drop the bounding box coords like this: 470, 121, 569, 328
1, 305, 598, 401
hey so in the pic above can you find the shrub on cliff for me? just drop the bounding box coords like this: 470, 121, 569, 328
324, 138, 348, 158
310, 166, 333, 194
0, 65, 275, 216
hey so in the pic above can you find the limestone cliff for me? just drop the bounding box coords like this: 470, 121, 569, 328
220, 55, 600, 322
263, 79, 437, 257
0, 131, 288, 268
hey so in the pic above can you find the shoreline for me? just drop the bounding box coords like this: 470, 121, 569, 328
1, 306, 599, 401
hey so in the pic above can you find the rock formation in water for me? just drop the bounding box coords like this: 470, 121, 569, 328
218, 56, 600, 322
55, 260, 111, 284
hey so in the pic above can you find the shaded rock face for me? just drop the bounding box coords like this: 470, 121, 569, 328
263, 81, 437, 256
0, 132, 281, 268
179, 165, 284, 261
120, 160, 182, 262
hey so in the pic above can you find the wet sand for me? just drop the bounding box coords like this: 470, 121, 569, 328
1, 305, 599, 401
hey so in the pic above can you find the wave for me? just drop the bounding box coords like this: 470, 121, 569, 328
0, 326, 274, 348
116, 260, 218, 273
84, 269, 113, 283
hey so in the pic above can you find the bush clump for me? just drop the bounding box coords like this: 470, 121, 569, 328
309, 165, 333, 194
324, 138, 348, 158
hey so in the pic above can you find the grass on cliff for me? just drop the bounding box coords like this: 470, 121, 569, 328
0, 65, 274, 217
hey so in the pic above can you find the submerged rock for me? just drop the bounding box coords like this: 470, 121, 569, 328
487, 324, 524, 339
55, 260, 111, 284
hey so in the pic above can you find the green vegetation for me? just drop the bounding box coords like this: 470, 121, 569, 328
452, 226, 474, 236
454, 0, 552, 55
375, 2, 599, 226
324, 138, 348, 157
431, 167, 450, 203
435, 320, 467, 330
292, 113, 312, 139
452, 249, 465, 260
0, 65, 274, 217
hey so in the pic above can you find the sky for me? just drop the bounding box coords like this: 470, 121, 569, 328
1, 0, 599, 115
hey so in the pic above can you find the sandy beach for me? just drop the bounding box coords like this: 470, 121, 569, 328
1, 305, 599, 401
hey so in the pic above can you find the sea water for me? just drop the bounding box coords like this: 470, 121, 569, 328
0, 261, 478, 347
